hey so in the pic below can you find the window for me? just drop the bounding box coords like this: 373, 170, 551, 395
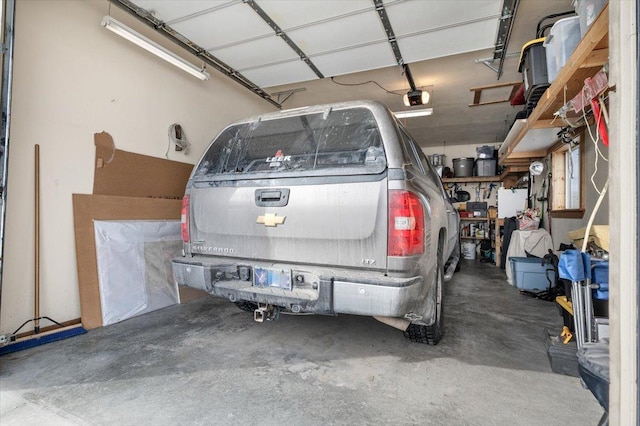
193, 107, 385, 178
398, 129, 423, 173
551, 133, 585, 218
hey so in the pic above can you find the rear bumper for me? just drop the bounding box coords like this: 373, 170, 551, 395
172, 256, 425, 317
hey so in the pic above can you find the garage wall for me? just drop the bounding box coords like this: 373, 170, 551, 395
546, 130, 609, 248
422, 143, 501, 207
0, 1, 275, 335
423, 134, 609, 250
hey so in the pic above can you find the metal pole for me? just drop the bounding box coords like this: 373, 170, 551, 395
635, 0, 640, 417
584, 278, 593, 342
34, 144, 39, 334
571, 282, 584, 349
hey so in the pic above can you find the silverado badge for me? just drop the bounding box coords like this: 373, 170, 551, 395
256, 213, 286, 227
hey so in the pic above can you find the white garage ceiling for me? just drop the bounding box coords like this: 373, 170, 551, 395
132, 0, 502, 88
112, 0, 575, 148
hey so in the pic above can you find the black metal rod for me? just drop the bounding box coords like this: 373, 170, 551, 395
403, 64, 417, 92
244, 0, 323, 79
0, 0, 16, 316
373, 0, 403, 66
496, 0, 520, 79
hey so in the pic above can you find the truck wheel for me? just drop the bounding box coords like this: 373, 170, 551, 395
454, 238, 461, 272
404, 241, 444, 344
234, 300, 258, 313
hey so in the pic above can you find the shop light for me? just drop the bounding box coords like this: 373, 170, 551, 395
393, 108, 434, 119
101, 16, 210, 81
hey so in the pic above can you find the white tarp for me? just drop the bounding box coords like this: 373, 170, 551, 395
94, 220, 181, 326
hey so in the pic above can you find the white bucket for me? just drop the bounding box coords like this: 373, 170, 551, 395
462, 241, 476, 260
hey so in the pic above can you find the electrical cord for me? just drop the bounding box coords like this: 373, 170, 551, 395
581, 88, 609, 195
166, 123, 190, 158
330, 76, 403, 97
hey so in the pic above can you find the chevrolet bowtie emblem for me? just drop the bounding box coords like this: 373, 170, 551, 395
256, 213, 286, 227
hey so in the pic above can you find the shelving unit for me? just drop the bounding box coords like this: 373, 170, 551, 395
498, 4, 609, 165
459, 217, 491, 240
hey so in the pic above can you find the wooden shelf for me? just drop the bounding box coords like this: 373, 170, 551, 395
441, 176, 501, 184
440, 166, 527, 187
499, 4, 609, 165
460, 217, 489, 221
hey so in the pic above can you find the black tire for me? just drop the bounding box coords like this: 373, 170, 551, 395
234, 300, 258, 313
454, 238, 462, 272
404, 240, 444, 345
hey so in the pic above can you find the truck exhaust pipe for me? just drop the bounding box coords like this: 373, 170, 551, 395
254, 304, 280, 322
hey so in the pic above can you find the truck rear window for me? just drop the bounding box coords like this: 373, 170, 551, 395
193, 107, 386, 178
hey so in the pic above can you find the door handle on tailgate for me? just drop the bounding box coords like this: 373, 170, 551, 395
255, 188, 290, 207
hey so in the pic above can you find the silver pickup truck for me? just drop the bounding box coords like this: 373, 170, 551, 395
173, 100, 460, 344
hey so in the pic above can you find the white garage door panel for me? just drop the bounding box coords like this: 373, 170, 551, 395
398, 19, 499, 64
257, 0, 372, 30
242, 60, 319, 88
312, 42, 396, 78
213, 36, 298, 71
133, 0, 234, 23
171, 3, 272, 50
287, 11, 384, 55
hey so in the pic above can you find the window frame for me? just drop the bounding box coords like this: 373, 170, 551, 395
550, 131, 585, 219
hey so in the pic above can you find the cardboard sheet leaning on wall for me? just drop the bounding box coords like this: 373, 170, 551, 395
72, 132, 205, 330
73, 194, 184, 329
93, 131, 193, 198
94, 220, 181, 326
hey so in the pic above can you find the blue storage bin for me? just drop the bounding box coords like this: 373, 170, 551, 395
510, 257, 556, 292
593, 281, 609, 301
592, 261, 609, 301
592, 261, 609, 285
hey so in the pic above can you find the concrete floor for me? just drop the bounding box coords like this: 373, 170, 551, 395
1, 260, 602, 425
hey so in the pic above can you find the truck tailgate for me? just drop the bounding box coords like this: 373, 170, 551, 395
190, 178, 387, 270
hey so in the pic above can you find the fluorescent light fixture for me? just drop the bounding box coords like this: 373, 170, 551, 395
393, 108, 433, 119
101, 16, 210, 81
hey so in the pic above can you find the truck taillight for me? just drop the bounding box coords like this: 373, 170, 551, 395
181, 195, 190, 243
388, 190, 424, 256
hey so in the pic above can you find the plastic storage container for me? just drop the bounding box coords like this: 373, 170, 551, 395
592, 261, 609, 315
467, 202, 488, 217
452, 158, 474, 177
574, 0, 607, 37
518, 39, 549, 109
545, 329, 579, 377
475, 159, 496, 176
428, 154, 445, 166
544, 16, 581, 83
592, 261, 608, 286
476, 145, 496, 159
509, 256, 556, 291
